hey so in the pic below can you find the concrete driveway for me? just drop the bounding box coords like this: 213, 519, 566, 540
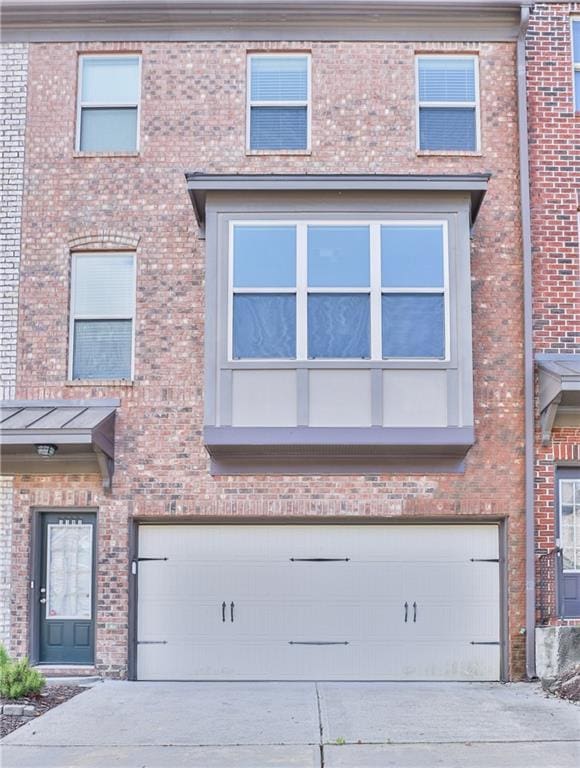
1, 681, 579, 767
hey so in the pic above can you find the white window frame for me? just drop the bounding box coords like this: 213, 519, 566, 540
68, 251, 137, 381
559, 477, 580, 573
246, 52, 311, 152
76, 54, 142, 153
572, 18, 580, 111
228, 220, 450, 363
415, 54, 481, 153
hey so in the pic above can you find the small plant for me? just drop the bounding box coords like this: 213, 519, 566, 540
0, 645, 45, 700
335, 737, 346, 745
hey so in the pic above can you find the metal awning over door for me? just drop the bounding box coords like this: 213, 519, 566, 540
136, 524, 501, 681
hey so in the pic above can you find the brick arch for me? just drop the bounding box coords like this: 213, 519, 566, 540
68, 230, 140, 252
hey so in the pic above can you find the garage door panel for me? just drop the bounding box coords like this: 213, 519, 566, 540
137, 524, 501, 681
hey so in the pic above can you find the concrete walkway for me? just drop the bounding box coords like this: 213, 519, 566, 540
1, 681, 579, 767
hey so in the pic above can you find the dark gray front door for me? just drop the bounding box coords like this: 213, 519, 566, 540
39, 513, 96, 664
556, 470, 580, 618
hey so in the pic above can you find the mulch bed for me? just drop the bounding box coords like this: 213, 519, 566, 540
1, 684, 87, 738
544, 665, 580, 703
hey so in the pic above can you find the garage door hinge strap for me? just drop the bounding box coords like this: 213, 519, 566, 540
470, 641, 500, 645
137, 557, 169, 561
137, 641, 168, 645
290, 558, 350, 562
289, 641, 349, 645
470, 558, 500, 562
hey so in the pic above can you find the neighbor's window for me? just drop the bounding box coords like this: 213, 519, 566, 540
77, 55, 141, 152
560, 478, 580, 572
574, 20, 580, 111
247, 54, 310, 151
70, 253, 135, 380
230, 222, 447, 361
417, 56, 479, 152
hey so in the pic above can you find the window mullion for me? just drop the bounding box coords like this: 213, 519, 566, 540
296, 223, 308, 360
370, 223, 382, 361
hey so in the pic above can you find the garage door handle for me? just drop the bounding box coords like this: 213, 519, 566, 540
404, 601, 408, 622
230, 601, 235, 623
222, 601, 226, 622
413, 601, 417, 623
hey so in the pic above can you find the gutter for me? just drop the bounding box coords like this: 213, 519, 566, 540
517, 4, 536, 680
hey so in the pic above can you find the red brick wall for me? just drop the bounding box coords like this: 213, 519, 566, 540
13, 39, 527, 677
527, 3, 580, 626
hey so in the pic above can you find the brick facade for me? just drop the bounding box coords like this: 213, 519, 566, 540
6, 38, 526, 678
527, 3, 580, 628
0, 42, 28, 652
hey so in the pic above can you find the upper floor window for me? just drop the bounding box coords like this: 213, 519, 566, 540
416, 56, 480, 152
247, 54, 310, 151
230, 222, 447, 361
76, 55, 141, 152
70, 253, 135, 380
574, 20, 580, 111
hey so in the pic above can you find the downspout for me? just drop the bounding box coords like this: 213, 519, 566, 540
517, 4, 536, 680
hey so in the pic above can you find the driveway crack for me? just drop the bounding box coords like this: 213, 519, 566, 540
315, 682, 324, 767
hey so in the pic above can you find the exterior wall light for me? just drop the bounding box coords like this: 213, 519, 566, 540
35, 444, 58, 458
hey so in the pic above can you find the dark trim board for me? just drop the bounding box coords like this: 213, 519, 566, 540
129, 518, 508, 682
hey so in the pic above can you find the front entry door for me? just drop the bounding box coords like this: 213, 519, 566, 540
39, 513, 96, 664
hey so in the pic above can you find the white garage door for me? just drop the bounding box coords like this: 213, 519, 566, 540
136, 524, 501, 681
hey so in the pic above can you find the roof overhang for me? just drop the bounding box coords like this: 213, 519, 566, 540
537, 356, 580, 444
186, 172, 490, 232
0, 399, 119, 490
1, 1, 530, 44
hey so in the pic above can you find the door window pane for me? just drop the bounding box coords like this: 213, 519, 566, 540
80, 108, 138, 152
308, 294, 370, 359
234, 226, 296, 288
308, 226, 370, 288
250, 107, 307, 150
560, 480, 580, 572
73, 320, 132, 379
381, 226, 444, 288
46, 523, 92, 620
81, 57, 140, 103
233, 294, 296, 358
250, 56, 308, 101
419, 107, 476, 152
382, 294, 445, 358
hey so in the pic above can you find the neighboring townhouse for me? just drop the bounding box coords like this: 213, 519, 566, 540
527, 2, 580, 675
0, 0, 532, 682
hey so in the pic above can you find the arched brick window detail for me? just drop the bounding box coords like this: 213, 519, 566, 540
68, 231, 140, 252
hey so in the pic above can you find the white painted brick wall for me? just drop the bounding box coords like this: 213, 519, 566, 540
0, 42, 28, 652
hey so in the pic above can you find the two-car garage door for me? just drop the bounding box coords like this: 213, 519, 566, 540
136, 524, 501, 681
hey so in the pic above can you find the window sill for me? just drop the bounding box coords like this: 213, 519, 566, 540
416, 150, 482, 157
72, 151, 140, 159
65, 379, 134, 387
246, 149, 312, 156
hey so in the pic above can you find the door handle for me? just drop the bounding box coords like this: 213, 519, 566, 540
230, 601, 235, 623
221, 601, 226, 622
413, 601, 417, 623
404, 601, 408, 623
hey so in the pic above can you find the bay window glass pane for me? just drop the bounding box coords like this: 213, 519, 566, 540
419, 107, 476, 151
80, 107, 138, 152
250, 106, 307, 150
250, 56, 308, 101
382, 293, 445, 358
73, 254, 134, 316
81, 57, 140, 103
233, 294, 296, 358
574, 22, 580, 63
561, 480, 574, 505
381, 226, 444, 288
418, 58, 475, 102
47, 523, 92, 620
73, 320, 132, 379
234, 226, 296, 288
308, 226, 370, 288
308, 294, 370, 359
575, 70, 580, 111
